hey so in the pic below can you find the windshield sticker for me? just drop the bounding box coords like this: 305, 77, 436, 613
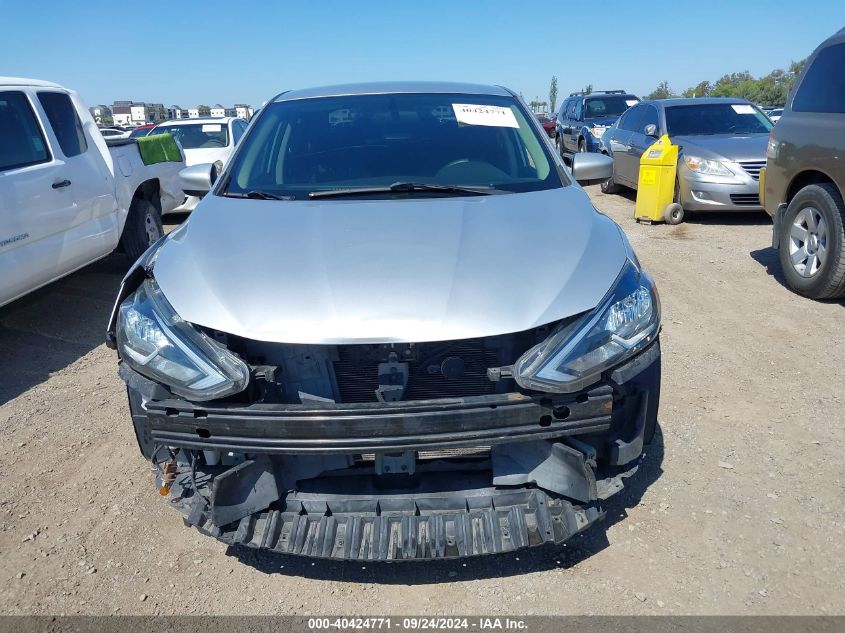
731, 104, 755, 114
452, 104, 519, 128
626, 99, 639, 106
202, 124, 222, 132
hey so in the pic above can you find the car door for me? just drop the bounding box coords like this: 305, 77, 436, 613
564, 99, 582, 152
555, 98, 570, 146
626, 104, 661, 184
615, 105, 647, 186
0, 89, 81, 306
37, 90, 118, 255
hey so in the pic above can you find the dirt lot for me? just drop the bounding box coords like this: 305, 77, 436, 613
1, 187, 843, 616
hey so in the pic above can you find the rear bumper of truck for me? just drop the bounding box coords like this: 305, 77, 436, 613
126, 339, 660, 561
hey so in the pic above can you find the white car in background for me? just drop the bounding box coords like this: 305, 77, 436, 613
151, 117, 247, 213
99, 127, 130, 139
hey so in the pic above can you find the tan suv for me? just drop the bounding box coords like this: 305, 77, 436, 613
763, 28, 845, 300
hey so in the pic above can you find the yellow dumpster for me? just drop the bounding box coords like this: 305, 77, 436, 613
635, 134, 683, 224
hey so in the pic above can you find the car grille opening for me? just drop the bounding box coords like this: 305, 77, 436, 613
334, 339, 501, 403
738, 160, 766, 181
729, 193, 760, 205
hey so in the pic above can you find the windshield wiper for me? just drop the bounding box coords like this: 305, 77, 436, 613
309, 182, 499, 199
221, 190, 293, 200
246, 190, 290, 200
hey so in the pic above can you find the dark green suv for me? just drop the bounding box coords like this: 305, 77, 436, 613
764, 28, 845, 300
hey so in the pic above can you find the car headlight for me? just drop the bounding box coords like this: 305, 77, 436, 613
514, 261, 660, 393
590, 126, 606, 138
684, 155, 733, 177
117, 278, 249, 401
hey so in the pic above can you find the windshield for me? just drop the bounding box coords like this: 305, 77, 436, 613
221, 92, 562, 200
155, 122, 229, 149
129, 127, 151, 138
585, 97, 639, 119
665, 103, 773, 135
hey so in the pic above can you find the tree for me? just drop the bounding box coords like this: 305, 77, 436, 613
682, 81, 712, 98
645, 81, 674, 100
549, 76, 558, 113
582, 84, 593, 95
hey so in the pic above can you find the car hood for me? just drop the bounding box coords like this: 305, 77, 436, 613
183, 146, 232, 167
671, 134, 768, 162
584, 117, 619, 127
152, 187, 627, 344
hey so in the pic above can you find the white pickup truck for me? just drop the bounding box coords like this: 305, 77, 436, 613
0, 77, 186, 308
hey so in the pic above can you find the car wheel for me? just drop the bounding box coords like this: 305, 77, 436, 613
578, 139, 587, 153
778, 183, 845, 299
600, 158, 620, 194
121, 198, 163, 261
555, 134, 563, 156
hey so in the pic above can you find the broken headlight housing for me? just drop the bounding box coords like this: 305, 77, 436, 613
117, 279, 249, 401
514, 260, 660, 393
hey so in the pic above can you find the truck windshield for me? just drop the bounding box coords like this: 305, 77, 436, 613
584, 97, 638, 118
155, 123, 229, 149
665, 103, 773, 135
221, 92, 562, 200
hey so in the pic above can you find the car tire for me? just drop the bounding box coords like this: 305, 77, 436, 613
663, 203, 684, 225
578, 139, 587, 153
778, 183, 845, 300
555, 134, 563, 156
121, 198, 164, 261
600, 161, 620, 194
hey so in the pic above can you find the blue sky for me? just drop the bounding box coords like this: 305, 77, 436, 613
2, 0, 842, 109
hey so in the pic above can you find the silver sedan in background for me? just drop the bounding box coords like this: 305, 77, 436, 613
601, 98, 772, 214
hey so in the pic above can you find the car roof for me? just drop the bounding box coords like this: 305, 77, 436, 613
644, 97, 752, 108
0, 76, 63, 89
273, 81, 513, 102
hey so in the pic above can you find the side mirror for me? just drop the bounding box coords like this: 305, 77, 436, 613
178, 163, 217, 197
571, 152, 614, 186
644, 124, 659, 137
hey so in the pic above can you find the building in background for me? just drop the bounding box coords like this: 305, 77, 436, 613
111, 101, 167, 125
210, 104, 226, 118
234, 104, 253, 119
89, 104, 112, 125
168, 105, 186, 119
188, 105, 211, 118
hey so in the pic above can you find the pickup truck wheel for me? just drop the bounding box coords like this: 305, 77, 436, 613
778, 183, 845, 299
121, 199, 163, 261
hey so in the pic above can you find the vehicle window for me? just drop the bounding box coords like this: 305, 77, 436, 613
558, 99, 569, 119
664, 103, 772, 135
37, 91, 88, 157
585, 96, 640, 119
619, 105, 646, 132
640, 105, 659, 133
792, 43, 845, 113
156, 122, 229, 149
0, 91, 51, 171
223, 92, 563, 199
565, 100, 577, 120
129, 127, 150, 138
573, 100, 583, 121
232, 120, 245, 144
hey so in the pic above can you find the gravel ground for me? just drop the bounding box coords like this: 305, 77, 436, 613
1, 187, 843, 616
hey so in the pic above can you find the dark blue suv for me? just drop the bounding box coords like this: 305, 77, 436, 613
555, 90, 640, 157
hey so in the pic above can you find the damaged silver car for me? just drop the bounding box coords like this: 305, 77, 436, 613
106, 82, 662, 561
